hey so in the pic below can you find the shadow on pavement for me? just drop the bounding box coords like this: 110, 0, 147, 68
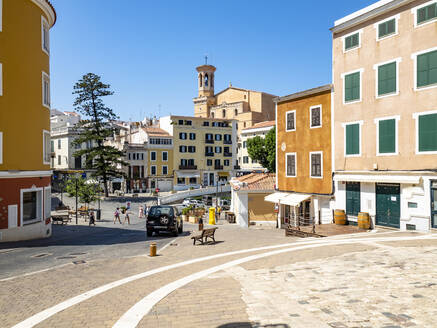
217, 323, 290, 328
0, 224, 182, 249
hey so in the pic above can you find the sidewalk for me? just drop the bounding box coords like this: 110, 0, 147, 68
1, 225, 436, 328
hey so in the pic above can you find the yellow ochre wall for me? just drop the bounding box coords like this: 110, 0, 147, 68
0, 0, 54, 171
248, 193, 276, 222
277, 90, 332, 195
148, 148, 174, 177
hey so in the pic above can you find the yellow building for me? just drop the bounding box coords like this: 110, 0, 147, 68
160, 115, 237, 190
266, 85, 334, 229
143, 126, 174, 192
193, 64, 276, 134
0, 0, 56, 242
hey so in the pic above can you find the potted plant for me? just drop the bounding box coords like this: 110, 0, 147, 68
181, 206, 191, 222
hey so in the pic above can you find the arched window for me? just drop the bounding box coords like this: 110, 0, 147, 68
204, 73, 209, 87
222, 109, 226, 118
211, 112, 215, 118
234, 109, 238, 116
199, 74, 203, 87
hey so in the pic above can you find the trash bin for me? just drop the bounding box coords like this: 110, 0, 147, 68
209, 207, 216, 225
96, 209, 101, 220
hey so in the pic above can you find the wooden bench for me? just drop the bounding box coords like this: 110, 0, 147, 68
191, 227, 218, 245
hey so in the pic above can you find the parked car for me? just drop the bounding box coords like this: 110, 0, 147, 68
182, 199, 193, 206
146, 205, 183, 237
220, 199, 231, 211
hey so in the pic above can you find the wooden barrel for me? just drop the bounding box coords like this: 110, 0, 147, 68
358, 212, 371, 230
334, 209, 346, 225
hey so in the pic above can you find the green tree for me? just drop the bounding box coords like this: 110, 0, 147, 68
65, 177, 101, 208
72, 73, 128, 197
246, 127, 276, 173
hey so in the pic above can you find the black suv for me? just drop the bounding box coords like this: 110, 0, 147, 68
146, 205, 183, 237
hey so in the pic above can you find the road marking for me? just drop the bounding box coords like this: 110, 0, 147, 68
157, 237, 178, 254
113, 234, 437, 328
10, 233, 435, 328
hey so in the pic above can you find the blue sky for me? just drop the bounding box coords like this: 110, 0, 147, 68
50, 0, 376, 121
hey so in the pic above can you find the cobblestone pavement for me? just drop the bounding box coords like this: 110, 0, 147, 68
1, 225, 436, 328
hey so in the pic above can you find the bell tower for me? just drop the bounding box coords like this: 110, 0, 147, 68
193, 59, 216, 117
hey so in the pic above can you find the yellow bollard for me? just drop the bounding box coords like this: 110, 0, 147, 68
209, 207, 216, 225
149, 242, 157, 257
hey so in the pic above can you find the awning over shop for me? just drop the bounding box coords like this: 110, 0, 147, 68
264, 192, 289, 203
334, 174, 421, 184
175, 171, 200, 178
281, 193, 311, 207
218, 172, 229, 177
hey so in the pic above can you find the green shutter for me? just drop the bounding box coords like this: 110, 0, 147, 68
417, 3, 437, 24
345, 33, 359, 50
346, 182, 361, 216
378, 18, 396, 38
345, 72, 360, 102
419, 113, 437, 152
379, 119, 396, 154
346, 123, 360, 155
378, 62, 397, 96
417, 50, 437, 88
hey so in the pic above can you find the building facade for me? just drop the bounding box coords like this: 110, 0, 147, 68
230, 173, 276, 228
0, 0, 56, 241
332, 0, 437, 231
160, 115, 237, 191
239, 121, 275, 173
193, 64, 276, 134
267, 85, 334, 228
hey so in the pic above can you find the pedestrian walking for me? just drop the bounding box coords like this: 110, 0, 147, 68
138, 205, 144, 218
123, 210, 130, 225
89, 210, 96, 226
113, 207, 122, 224
126, 201, 131, 211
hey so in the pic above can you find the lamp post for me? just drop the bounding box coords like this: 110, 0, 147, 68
75, 175, 78, 225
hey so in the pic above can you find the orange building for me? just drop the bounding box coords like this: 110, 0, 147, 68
266, 85, 334, 228
0, 0, 56, 241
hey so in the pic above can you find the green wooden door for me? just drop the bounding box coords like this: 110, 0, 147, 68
432, 181, 437, 229
376, 184, 400, 228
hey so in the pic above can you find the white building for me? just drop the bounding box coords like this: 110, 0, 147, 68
238, 120, 275, 173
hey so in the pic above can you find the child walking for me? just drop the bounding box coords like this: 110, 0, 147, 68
113, 207, 122, 224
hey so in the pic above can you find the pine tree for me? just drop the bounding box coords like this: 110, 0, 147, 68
72, 73, 128, 197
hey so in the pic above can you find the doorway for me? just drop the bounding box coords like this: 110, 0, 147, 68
376, 183, 400, 228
